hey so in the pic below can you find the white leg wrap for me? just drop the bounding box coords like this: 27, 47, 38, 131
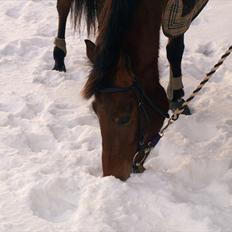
54, 37, 67, 55
167, 70, 184, 101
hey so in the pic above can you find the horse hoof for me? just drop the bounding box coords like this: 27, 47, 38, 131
53, 63, 66, 72
169, 98, 191, 115
53, 47, 66, 72
132, 164, 146, 174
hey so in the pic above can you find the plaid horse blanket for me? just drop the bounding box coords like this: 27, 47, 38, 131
162, 0, 209, 38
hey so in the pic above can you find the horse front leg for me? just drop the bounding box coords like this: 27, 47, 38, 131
166, 34, 191, 115
53, 0, 72, 72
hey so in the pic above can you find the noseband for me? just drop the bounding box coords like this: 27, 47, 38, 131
98, 81, 169, 173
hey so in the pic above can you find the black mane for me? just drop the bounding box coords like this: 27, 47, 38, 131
83, 0, 139, 99
71, 0, 98, 35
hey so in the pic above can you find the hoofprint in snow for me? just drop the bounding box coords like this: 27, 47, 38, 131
0, 0, 231, 231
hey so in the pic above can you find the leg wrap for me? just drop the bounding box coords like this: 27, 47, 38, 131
167, 70, 184, 101
54, 37, 67, 56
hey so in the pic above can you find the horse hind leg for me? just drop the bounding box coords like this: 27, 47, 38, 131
166, 34, 191, 115
53, 0, 72, 72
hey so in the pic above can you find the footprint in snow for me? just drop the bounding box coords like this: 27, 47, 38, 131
5, 2, 27, 19
47, 102, 99, 146
33, 70, 66, 88
196, 42, 216, 57
0, 38, 48, 59
3, 129, 57, 153
48, 101, 97, 126
176, 120, 218, 142
29, 178, 79, 222
0, 94, 44, 121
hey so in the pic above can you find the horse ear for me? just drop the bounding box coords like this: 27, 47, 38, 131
85, 39, 96, 63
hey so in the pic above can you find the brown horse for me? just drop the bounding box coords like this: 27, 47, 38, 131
52, 0, 207, 180
53, 0, 193, 112
53, 0, 169, 180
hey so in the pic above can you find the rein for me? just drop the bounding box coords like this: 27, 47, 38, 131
133, 45, 232, 172
136, 44, 232, 172
161, 45, 232, 134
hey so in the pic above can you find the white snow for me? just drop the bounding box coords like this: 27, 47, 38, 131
0, 0, 232, 231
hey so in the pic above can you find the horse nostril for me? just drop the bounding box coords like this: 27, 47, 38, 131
116, 115, 130, 125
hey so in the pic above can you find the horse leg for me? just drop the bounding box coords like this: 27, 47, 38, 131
53, 0, 72, 72
166, 34, 191, 115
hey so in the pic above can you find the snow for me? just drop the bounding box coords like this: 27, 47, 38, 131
0, 0, 232, 231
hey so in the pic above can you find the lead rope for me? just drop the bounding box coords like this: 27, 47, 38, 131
160, 45, 232, 136
133, 45, 232, 173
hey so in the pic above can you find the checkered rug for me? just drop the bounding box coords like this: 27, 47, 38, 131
162, 0, 209, 38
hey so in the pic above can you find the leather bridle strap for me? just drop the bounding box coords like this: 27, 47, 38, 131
133, 83, 169, 119
97, 82, 169, 173
98, 83, 169, 119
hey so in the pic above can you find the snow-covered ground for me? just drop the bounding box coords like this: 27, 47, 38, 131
0, 0, 231, 231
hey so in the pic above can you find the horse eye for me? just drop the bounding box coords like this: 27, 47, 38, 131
115, 115, 131, 126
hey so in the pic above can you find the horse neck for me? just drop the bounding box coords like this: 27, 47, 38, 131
125, 0, 162, 92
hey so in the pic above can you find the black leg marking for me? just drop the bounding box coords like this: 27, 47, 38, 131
53, 47, 66, 72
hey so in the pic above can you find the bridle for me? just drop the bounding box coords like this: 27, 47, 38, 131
97, 81, 169, 173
